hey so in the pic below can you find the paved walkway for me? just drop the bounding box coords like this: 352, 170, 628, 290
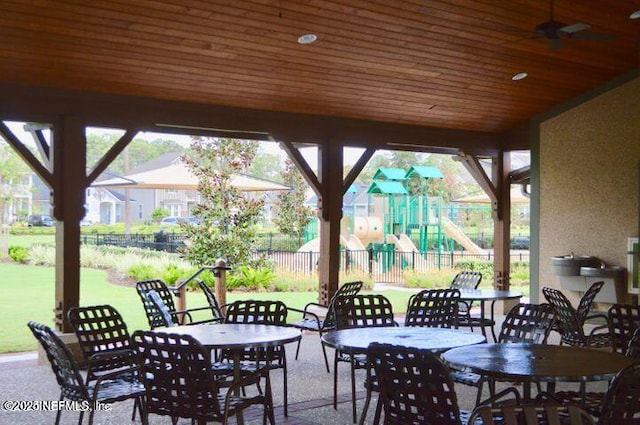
0, 320, 606, 424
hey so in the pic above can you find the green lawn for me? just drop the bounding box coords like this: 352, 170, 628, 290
0, 263, 416, 354
5, 234, 56, 247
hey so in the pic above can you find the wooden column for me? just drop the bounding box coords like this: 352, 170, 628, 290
317, 140, 344, 304
52, 116, 86, 332
458, 151, 512, 291
492, 152, 511, 291
280, 139, 376, 305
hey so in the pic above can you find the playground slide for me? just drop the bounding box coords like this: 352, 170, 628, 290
441, 217, 485, 255
297, 235, 369, 272
386, 233, 419, 253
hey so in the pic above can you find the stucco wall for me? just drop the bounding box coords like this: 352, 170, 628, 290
539, 76, 640, 304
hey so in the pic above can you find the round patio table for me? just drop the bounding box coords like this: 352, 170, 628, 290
457, 289, 523, 341
322, 326, 486, 354
322, 326, 486, 424
442, 342, 636, 401
157, 323, 301, 424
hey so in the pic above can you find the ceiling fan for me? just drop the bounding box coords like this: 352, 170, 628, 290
519, 0, 616, 51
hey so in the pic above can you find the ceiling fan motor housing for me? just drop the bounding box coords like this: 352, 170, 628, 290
535, 21, 566, 39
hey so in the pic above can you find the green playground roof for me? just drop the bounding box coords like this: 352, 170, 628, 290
367, 181, 408, 194
405, 166, 444, 179
372, 168, 407, 180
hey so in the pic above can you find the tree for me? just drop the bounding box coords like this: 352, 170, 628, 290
180, 137, 265, 269
0, 143, 31, 224
86, 134, 185, 175
273, 159, 313, 237
248, 149, 284, 183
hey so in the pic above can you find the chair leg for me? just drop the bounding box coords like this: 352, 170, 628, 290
265, 370, 276, 425
294, 338, 302, 360
320, 330, 330, 373
373, 396, 383, 425
333, 351, 339, 409
283, 354, 288, 417
350, 357, 357, 423
476, 378, 485, 407
55, 394, 64, 425
358, 387, 372, 425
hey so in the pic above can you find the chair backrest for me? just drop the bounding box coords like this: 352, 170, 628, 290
136, 279, 176, 329
224, 300, 287, 325
599, 362, 640, 424
469, 402, 595, 425
132, 330, 223, 420
146, 290, 177, 328
334, 294, 395, 330
449, 271, 482, 290
542, 286, 587, 345
67, 304, 133, 376
197, 279, 224, 320
576, 281, 604, 322
608, 304, 640, 354
27, 321, 90, 401
498, 303, 555, 344
624, 327, 640, 359
404, 288, 460, 328
323, 280, 364, 329
367, 342, 462, 425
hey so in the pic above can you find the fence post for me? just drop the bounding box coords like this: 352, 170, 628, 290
309, 251, 313, 273
345, 249, 351, 272
368, 246, 373, 276
213, 258, 231, 315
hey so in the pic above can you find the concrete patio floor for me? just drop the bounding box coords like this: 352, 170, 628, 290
0, 317, 608, 425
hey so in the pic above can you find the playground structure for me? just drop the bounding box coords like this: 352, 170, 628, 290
298, 166, 491, 273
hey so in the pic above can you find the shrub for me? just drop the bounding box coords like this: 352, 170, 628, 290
127, 264, 158, 281
8, 246, 29, 263
227, 266, 275, 291
402, 269, 453, 289
453, 260, 494, 280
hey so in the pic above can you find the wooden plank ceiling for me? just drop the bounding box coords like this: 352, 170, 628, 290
0, 0, 639, 134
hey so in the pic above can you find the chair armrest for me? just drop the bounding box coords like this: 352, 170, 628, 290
288, 306, 322, 324
87, 348, 138, 377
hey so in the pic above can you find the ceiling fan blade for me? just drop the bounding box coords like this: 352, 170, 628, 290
565, 32, 617, 41
548, 38, 563, 51
560, 22, 591, 33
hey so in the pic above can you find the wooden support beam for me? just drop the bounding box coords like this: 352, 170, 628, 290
0, 121, 54, 188
317, 139, 343, 304
457, 152, 500, 220
457, 151, 512, 292
343, 147, 376, 195
492, 152, 512, 295
278, 140, 322, 197
52, 116, 87, 332
87, 129, 138, 183
23, 123, 52, 171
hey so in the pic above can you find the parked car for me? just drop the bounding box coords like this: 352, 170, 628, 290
510, 235, 530, 250
28, 214, 55, 227
160, 216, 200, 226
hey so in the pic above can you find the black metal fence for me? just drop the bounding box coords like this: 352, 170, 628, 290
82, 232, 529, 283
81, 232, 187, 253
255, 249, 529, 283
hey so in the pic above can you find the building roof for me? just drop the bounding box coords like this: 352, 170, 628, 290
405, 166, 444, 179
367, 181, 408, 195
372, 168, 407, 181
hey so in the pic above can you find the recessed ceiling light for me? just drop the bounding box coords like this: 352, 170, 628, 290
630, 10, 640, 19
512, 72, 528, 81
297, 33, 317, 44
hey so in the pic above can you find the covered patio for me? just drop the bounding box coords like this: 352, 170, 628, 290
2, 2, 639, 333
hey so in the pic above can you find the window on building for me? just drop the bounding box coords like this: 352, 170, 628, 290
169, 204, 181, 216
138, 204, 143, 220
